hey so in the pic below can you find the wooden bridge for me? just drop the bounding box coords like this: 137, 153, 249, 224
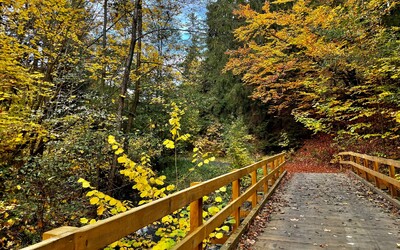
23, 152, 400, 250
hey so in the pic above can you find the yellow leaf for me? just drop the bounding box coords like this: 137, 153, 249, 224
208, 206, 220, 215
82, 181, 90, 188
108, 135, 116, 144
138, 200, 147, 205
109, 242, 118, 248
396, 112, 400, 123
117, 155, 128, 164
114, 148, 124, 155
89, 219, 96, 224
109, 199, 117, 206
90, 197, 100, 205
215, 232, 224, 239
86, 190, 97, 196
97, 205, 105, 215
197, 162, 203, 167
163, 139, 175, 149
189, 168, 195, 171
78, 178, 90, 188
221, 225, 230, 231
80, 218, 88, 224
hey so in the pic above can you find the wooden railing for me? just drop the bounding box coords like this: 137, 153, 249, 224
23, 153, 286, 250
339, 152, 400, 197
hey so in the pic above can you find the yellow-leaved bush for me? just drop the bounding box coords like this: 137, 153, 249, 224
77, 136, 234, 249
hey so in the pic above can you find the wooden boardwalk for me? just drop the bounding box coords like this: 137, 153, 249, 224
253, 173, 400, 249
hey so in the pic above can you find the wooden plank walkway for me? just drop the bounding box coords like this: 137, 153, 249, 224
253, 173, 400, 249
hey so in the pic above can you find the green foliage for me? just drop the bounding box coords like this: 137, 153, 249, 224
223, 119, 255, 168
161, 157, 232, 189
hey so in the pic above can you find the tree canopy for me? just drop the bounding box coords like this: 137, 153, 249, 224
1, 0, 399, 248
225, 0, 399, 142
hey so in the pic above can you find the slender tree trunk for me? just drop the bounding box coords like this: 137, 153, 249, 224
101, 0, 108, 89
109, 0, 140, 192
126, 0, 142, 133
116, 0, 139, 132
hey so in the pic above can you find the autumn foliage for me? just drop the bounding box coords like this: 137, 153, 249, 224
225, 0, 399, 142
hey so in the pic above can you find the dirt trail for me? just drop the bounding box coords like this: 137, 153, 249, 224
246, 173, 400, 249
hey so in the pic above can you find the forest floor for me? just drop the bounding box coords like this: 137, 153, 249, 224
236, 138, 400, 249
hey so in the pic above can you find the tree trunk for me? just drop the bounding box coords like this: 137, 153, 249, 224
109, 0, 141, 192
101, 0, 108, 89
126, 0, 142, 134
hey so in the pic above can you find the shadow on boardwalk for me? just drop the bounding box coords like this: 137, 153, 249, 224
242, 173, 400, 250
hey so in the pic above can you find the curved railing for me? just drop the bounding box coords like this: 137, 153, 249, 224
23, 153, 286, 250
338, 152, 400, 197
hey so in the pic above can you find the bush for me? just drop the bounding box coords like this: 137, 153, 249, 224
223, 119, 254, 168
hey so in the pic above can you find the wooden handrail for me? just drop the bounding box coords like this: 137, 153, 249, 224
338, 152, 399, 197
23, 152, 286, 250
338, 152, 400, 168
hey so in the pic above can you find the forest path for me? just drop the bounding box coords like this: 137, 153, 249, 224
252, 173, 400, 249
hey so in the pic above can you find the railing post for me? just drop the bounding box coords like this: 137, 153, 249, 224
251, 171, 257, 208
263, 164, 268, 195
232, 179, 240, 231
350, 155, 354, 172
355, 156, 361, 176
373, 161, 381, 188
388, 165, 398, 197
271, 161, 276, 184
190, 182, 203, 250
363, 159, 369, 181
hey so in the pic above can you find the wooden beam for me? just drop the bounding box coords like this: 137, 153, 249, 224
173, 162, 285, 249
221, 171, 287, 250
190, 182, 203, 250
42, 226, 78, 240
251, 171, 257, 208
338, 152, 400, 168
340, 160, 400, 189
23, 154, 286, 250
232, 179, 240, 231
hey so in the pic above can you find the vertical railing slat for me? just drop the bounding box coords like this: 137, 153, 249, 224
251, 171, 257, 207
190, 182, 203, 250
232, 179, 240, 231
